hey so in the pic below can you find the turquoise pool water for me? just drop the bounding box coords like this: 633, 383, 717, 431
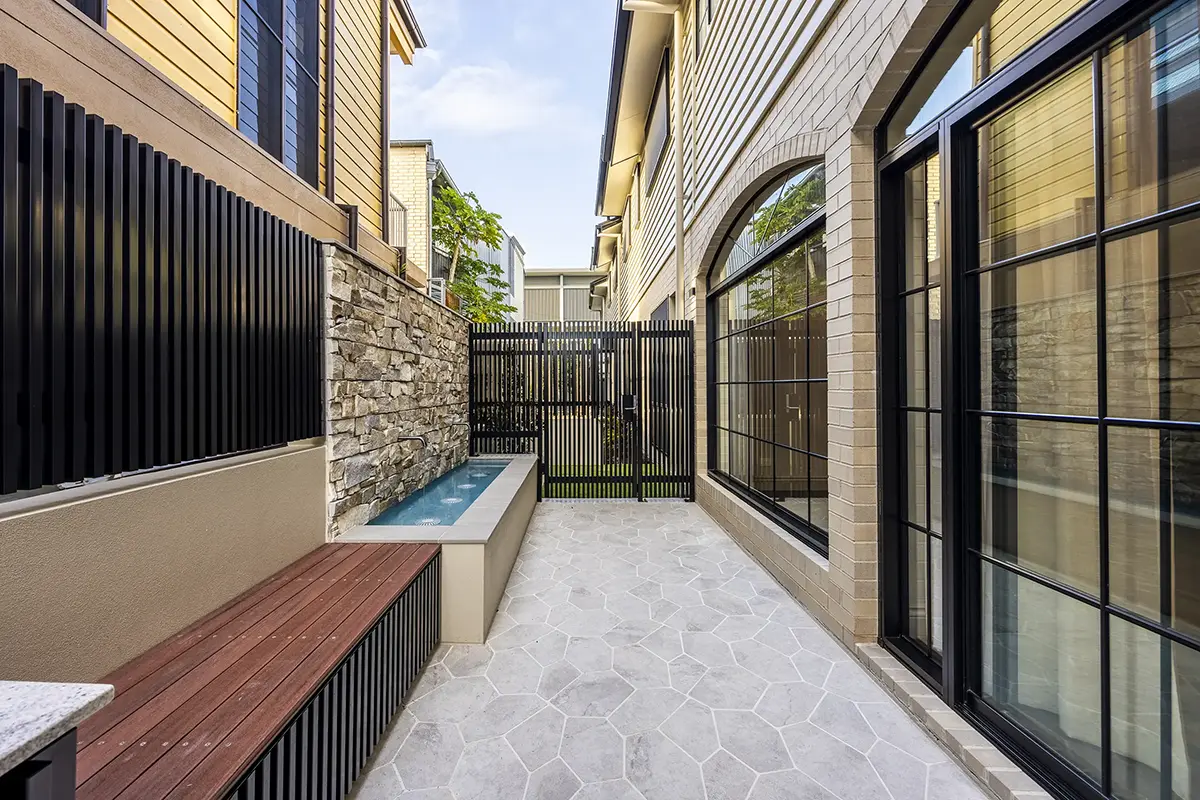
368, 460, 509, 526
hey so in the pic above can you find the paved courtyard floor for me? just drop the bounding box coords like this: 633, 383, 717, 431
350, 502, 989, 800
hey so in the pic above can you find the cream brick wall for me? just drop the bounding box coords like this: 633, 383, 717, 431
650, 0, 962, 646
388, 144, 432, 277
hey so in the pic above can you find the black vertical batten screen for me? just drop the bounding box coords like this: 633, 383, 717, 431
469, 321, 695, 501
0, 67, 19, 496
0, 66, 324, 495
230, 552, 442, 800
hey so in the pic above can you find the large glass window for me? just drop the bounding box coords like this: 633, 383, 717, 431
971, 1, 1200, 795
882, 1, 1200, 797
887, 0, 1092, 148
710, 165, 828, 552
239, 0, 319, 188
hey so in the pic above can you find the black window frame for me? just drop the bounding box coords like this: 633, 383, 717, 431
876, 2, 1200, 799
707, 175, 830, 556
643, 50, 672, 196
70, 0, 106, 25
238, 0, 320, 189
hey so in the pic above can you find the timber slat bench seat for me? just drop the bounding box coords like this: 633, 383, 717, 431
74, 543, 441, 800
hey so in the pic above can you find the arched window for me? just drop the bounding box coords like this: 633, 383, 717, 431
711, 164, 825, 285
707, 162, 829, 553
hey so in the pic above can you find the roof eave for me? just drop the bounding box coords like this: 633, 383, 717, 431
596, 6, 634, 216
392, 0, 428, 48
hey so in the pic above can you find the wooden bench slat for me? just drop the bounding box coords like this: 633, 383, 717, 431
169, 544, 438, 799
75, 545, 386, 786
110, 545, 432, 800
88, 544, 341, 705
77, 545, 362, 751
76, 545, 404, 800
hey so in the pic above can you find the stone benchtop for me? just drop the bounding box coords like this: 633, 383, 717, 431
0, 681, 113, 775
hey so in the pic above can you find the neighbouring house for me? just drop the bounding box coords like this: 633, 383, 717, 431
388, 139, 440, 283
0, 0, 470, 687
593, 1, 1200, 799
523, 268, 605, 322
481, 234, 526, 321
389, 140, 525, 307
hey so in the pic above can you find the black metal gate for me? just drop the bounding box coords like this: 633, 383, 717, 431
470, 321, 695, 500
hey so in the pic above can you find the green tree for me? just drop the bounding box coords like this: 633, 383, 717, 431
751, 167, 826, 247
743, 167, 827, 321
432, 184, 516, 323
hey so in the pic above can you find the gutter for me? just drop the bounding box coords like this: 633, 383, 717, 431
595, 5, 634, 216
392, 0, 428, 48
591, 216, 623, 269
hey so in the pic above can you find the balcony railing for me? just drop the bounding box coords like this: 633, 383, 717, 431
388, 193, 407, 251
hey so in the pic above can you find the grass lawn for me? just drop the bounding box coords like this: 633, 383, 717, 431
544, 464, 686, 499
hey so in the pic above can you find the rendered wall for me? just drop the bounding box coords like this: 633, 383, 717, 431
0, 444, 327, 683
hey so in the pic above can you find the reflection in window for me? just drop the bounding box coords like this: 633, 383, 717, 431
969, 3, 1200, 794
979, 248, 1098, 416
1106, 218, 1200, 422
886, 0, 1091, 149
981, 561, 1104, 785
710, 162, 828, 550
1105, 1, 1200, 225
714, 165, 825, 284
978, 62, 1096, 265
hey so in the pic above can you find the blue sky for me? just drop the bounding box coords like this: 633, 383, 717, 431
390, 0, 617, 267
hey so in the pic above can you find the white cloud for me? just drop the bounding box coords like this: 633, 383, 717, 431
408, 0, 461, 40
392, 62, 585, 138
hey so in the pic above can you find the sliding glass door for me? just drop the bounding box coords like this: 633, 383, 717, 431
880, 0, 1200, 796
967, 3, 1200, 795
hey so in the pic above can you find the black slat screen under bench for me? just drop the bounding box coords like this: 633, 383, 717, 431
0, 65, 324, 496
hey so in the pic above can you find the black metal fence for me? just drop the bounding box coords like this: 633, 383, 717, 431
470, 321, 695, 501
0, 65, 325, 496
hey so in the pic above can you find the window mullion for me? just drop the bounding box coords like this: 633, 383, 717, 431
1091, 48, 1113, 799
279, 0, 288, 165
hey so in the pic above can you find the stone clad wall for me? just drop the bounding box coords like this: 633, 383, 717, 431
325, 244, 470, 537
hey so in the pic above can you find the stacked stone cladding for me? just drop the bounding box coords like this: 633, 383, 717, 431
324, 244, 470, 537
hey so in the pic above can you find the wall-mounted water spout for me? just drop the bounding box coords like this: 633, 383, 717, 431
399, 435, 427, 448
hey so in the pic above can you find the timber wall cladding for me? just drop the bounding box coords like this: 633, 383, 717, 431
106, 0, 239, 125
333, 0, 385, 238
0, 66, 324, 496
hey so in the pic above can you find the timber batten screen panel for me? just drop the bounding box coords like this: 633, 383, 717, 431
0, 65, 324, 497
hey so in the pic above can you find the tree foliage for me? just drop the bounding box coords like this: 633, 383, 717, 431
432, 184, 516, 323
741, 167, 827, 322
